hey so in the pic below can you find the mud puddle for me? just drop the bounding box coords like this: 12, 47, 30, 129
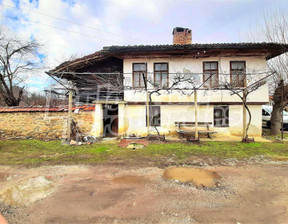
112, 175, 149, 184
163, 167, 222, 188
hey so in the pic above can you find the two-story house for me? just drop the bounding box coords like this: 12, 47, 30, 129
48, 27, 288, 139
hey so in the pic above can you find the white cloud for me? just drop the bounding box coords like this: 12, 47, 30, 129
0, 0, 176, 92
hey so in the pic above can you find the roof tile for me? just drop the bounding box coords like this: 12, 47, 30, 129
0, 105, 95, 113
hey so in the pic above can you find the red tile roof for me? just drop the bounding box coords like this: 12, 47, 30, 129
0, 105, 95, 113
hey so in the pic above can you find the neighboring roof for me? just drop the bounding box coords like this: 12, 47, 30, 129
0, 105, 95, 113
50, 51, 106, 73
49, 42, 288, 73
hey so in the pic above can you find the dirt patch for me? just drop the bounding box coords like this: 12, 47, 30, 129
0, 173, 9, 182
118, 139, 149, 147
163, 167, 222, 188
1, 165, 288, 224
112, 175, 149, 184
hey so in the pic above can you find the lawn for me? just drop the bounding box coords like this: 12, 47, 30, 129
0, 139, 288, 166
262, 128, 288, 140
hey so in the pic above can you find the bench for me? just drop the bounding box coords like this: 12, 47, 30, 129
175, 122, 217, 140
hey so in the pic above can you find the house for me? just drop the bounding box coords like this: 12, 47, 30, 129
48, 27, 288, 139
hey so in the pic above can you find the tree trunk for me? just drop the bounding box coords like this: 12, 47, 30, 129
2, 88, 23, 106
270, 101, 282, 135
3, 95, 20, 106
270, 80, 288, 135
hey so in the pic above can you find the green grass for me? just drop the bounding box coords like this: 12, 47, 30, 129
0, 139, 288, 166
262, 128, 288, 141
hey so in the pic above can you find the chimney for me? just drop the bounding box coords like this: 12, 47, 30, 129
172, 27, 192, 45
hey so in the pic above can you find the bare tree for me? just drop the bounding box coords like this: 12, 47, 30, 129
143, 73, 196, 137
246, 10, 288, 134
0, 26, 44, 106
264, 11, 288, 135
221, 70, 274, 142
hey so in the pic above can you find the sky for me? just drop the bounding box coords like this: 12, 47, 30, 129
0, 0, 287, 92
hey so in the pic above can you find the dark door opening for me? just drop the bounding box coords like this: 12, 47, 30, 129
103, 104, 118, 137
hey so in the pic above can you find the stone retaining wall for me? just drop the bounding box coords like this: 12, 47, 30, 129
0, 111, 95, 140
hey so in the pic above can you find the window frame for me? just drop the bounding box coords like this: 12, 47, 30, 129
146, 106, 161, 127
203, 61, 219, 88
214, 106, 229, 127
230, 61, 246, 87
154, 62, 169, 88
132, 63, 147, 88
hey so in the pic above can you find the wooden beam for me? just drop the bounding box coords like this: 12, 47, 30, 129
194, 90, 199, 140
67, 90, 73, 142
125, 101, 267, 106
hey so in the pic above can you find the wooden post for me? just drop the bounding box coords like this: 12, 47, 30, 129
242, 103, 246, 139
281, 79, 284, 140
194, 89, 198, 140
146, 86, 150, 136
67, 89, 73, 142
242, 90, 247, 139
142, 73, 150, 136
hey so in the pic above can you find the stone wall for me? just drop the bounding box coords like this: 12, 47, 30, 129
0, 111, 94, 140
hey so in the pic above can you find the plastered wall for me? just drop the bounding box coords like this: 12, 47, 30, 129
123, 56, 269, 103
121, 104, 262, 137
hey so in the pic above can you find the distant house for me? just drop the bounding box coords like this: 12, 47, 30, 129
48, 27, 288, 139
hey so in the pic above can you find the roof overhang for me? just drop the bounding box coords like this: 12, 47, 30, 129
102, 42, 288, 60
48, 42, 288, 75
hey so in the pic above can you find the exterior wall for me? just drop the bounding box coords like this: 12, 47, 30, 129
0, 111, 95, 140
123, 56, 269, 103
121, 104, 262, 137
89, 56, 268, 139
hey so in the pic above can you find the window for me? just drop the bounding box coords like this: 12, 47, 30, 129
146, 106, 161, 127
133, 63, 147, 88
230, 61, 246, 87
262, 109, 270, 116
154, 63, 169, 88
203, 62, 219, 88
214, 106, 229, 127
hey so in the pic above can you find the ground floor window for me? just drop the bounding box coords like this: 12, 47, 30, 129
214, 106, 229, 127
146, 106, 161, 127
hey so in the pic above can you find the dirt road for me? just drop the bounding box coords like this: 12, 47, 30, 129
1, 164, 288, 224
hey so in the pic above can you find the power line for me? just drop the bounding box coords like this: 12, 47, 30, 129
0, 15, 125, 44
0, 4, 143, 42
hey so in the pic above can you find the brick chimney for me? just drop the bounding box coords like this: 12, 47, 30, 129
172, 27, 192, 45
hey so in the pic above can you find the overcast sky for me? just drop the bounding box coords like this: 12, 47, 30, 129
0, 0, 287, 92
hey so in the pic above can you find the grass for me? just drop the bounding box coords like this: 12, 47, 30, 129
0, 139, 288, 166
262, 128, 288, 141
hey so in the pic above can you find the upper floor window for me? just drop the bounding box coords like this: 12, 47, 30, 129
203, 62, 219, 88
133, 63, 147, 88
230, 61, 246, 87
154, 63, 169, 88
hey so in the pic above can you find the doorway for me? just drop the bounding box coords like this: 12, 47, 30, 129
103, 104, 118, 137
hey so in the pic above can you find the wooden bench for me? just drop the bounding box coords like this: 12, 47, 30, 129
175, 122, 217, 140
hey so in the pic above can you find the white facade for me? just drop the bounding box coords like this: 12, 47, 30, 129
92, 56, 269, 138
123, 56, 268, 103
